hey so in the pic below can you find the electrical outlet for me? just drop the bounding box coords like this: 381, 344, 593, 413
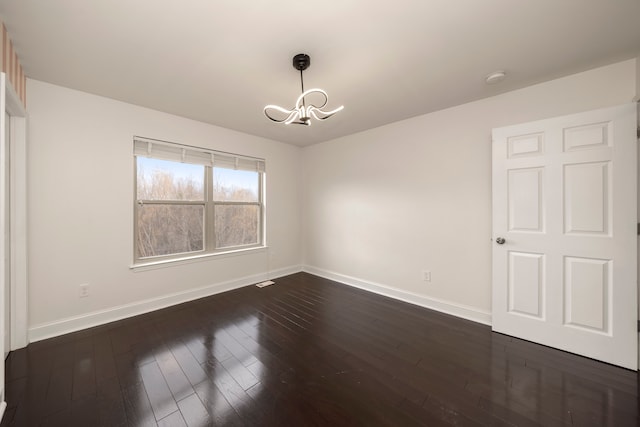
422, 271, 431, 282
79, 284, 90, 298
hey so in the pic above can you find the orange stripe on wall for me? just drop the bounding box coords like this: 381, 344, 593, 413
18, 65, 23, 102
0, 21, 27, 108
4, 28, 8, 76
1, 25, 6, 73
0, 26, 4, 74
12, 46, 16, 88
14, 48, 19, 94
22, 68, 26, 106
9, 40, 14, 88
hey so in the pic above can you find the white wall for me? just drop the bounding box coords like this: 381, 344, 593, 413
26, 80, 302, 340
23, 58, 639, 340
636, 53, 640, 100
636, 54, 640, 318
302, 59, 638, 323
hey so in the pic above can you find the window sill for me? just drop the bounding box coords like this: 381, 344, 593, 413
130, 246, 267, 272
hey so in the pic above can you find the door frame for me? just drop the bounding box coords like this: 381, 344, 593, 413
2, 73, 27, 351
0, 72, 27, 421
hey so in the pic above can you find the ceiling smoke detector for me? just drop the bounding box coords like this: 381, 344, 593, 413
485, 71, 506, 85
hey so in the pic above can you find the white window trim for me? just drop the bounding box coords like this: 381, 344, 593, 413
130, 245, 268, 272
132, 136, 266, 267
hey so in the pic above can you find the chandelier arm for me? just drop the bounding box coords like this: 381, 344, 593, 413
283, 108, 302, 125
308, 108, 322, 122
264, 105, 298, 123
308, 105, 345, 121
295, 89, 329, 109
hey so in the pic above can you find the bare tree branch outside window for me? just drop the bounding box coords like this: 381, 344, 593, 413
135, 157, 262, 260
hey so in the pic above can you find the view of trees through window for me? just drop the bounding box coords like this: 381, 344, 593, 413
136, 156, 261, 259
213, 167, 260, 248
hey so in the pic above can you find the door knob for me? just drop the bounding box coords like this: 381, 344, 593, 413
496, 237, 506, 245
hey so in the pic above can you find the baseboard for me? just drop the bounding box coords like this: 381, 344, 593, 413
302, 265, 492, 326
28, 264, 302, 343
27, 264, 490, 343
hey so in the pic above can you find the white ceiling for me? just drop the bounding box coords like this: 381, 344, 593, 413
1, 0, 639, 146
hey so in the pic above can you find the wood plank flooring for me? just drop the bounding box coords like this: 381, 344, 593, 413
1, 272, 638, 426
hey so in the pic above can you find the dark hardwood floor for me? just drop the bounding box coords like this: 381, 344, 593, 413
1, 272, 638, 426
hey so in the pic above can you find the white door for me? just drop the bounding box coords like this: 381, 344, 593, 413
492, 103, 637, 370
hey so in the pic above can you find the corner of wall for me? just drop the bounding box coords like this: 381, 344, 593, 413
298, 147, 308, 267
635, 53, 640, 101
302, 265, 492, 326
636, 54, 640, 324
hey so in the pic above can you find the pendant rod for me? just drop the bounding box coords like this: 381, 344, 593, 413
300, 69, 306, 108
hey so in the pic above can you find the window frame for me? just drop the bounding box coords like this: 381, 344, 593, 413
133, 138, 265, 266
211, 168, 264, 250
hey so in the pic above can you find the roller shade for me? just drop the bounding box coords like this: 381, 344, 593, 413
133, 137, 266, 172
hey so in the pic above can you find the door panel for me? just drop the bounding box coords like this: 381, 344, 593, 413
564, 162, 609, 234
563, 256, 609, 332
492, 103, 637, 370
508, 133, 544, 158
563, 121, 609, 151
508, 251, 544, 318
508, 168, 544, 232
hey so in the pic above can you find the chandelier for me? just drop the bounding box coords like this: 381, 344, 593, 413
264, 53, 344, 125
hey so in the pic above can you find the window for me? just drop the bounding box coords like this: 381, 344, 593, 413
213, 168, 261, 248
134, 137, 265, 264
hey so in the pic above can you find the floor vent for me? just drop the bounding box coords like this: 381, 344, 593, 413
256, 280, 275, 288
